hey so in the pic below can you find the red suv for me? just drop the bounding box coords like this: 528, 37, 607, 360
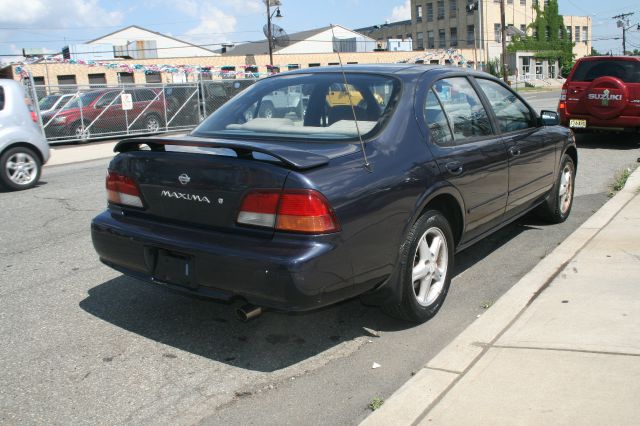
558, 56, 640, 132
43, 88, 165, 141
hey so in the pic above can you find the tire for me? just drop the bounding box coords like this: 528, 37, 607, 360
71, 122, 91, 141
382, 210, 455, 323
536, 154, 575, 223
0, 146, 42, 191
144, 114, 161, 133
259, 102, 275, 119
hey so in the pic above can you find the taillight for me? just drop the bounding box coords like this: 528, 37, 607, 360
237, 189, 339, 234
106, 171, 144, 208
558, 102, 566, 110
30, 111, 38, 123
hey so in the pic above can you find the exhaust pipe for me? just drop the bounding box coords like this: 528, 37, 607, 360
236, 304, 263, 322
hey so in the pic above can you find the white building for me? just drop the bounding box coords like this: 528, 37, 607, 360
86, 25, 219, 59
225, 25, 376, 56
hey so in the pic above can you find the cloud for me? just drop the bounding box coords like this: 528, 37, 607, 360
389, 0, 411, 22
0, 0, 123, 28
184, 4, 238, 47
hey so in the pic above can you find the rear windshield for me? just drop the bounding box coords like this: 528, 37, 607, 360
193, 73, 401, 141
39, 95, 62, 110
571, 60, 640, 83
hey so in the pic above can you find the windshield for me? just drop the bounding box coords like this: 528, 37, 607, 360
572, 60, 640, 83
193, 73, 401, 141
39, 95, 62, 110
63, 92, 102, 109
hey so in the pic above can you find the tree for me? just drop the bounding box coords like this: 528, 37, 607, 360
507, 0, 575, 77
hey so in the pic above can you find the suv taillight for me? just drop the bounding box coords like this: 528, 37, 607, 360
106, 171, 144, 208
237, 189, 339, 234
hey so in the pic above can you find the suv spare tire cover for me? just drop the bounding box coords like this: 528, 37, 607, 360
585, 76, 629, 120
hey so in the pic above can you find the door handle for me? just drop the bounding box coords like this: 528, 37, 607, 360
509, 147, 521, 157
445, 162, 464, 176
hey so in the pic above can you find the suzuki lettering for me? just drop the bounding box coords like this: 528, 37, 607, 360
587, 89, 623, 105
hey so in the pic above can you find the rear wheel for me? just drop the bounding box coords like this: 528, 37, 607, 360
536, 154, 575, 223
71, 122, 91, 141
383, 211, 454, 323
0, 146, 42, 191
259, 102, 275, 119
144, 114, 161, 133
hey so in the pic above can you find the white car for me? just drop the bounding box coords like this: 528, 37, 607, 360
0, 79, 50, 190
38, 93, 74, 114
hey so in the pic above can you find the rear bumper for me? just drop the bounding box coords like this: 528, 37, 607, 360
91, 211, 364, 312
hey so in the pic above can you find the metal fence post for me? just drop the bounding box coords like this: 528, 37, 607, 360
162, 82, 168, 131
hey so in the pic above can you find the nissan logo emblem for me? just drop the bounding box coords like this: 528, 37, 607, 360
178, 173, 191, 185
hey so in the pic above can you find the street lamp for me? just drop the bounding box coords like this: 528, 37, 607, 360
266, 0, 283, 66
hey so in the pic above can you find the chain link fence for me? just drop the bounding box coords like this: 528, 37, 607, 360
23, 78, 258, 144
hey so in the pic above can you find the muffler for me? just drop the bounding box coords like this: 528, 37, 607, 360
236, 304, 263, 322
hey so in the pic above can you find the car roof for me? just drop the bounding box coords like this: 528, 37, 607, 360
576, 56, 640, 63
278, 63, 482, 77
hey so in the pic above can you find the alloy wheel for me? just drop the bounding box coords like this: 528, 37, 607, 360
558, 164, 573, 215
412, 227, 448, 307
5, 152, 38, 186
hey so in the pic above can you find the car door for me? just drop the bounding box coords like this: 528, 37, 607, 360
422, 76, 509, 243
474, 78, 556, 216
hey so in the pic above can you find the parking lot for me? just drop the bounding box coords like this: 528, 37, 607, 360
1, 90, 639, 425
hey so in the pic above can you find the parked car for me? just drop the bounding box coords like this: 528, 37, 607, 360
558, 56, 640, 132
37, 93, 74, 114
42, 88, 165, 141
199, 79, 256, 118
91, 65, 577, 323
0, 79, 50, 190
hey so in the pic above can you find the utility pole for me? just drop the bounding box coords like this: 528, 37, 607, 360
612, 12, 634, 55
500, 0, 508, 83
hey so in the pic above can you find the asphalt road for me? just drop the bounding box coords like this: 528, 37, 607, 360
1, 90, 639, 425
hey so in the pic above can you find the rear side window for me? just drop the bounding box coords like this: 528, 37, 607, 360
571, 60, 640, 83
431, 77, 492, 141
0, 86, 4, 111
424, 89, 453, 145
476, 79, 535, 133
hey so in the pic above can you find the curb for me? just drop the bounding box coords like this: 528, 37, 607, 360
361, 166, 640, 425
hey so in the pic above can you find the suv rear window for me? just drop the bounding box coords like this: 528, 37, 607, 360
571, 60, 640, 83
194, 73, 401, 141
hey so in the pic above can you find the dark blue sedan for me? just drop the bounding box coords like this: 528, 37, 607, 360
91, 64, 577, 323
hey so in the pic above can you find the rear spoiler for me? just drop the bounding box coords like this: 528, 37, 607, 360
114, 136, 330, 170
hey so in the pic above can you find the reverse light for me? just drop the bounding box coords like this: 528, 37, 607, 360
106, 171, 144, 208
237, 189, 339, 234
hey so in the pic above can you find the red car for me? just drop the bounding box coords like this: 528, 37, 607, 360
43, 88, 166, 141
558, 56, 640, 132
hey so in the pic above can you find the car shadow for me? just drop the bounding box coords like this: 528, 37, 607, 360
79, 275, 410, 372
575, 132, 640, 150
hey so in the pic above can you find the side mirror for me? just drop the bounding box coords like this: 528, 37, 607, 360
540, 110, 559, 126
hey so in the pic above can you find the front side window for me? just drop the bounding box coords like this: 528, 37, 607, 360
476, 79, 535, 133
194, 73, 401, 141
430, 77, 492, 141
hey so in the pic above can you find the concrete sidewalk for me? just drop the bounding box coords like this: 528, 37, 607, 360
362, 168, 640, 425
46, 141, 118, 167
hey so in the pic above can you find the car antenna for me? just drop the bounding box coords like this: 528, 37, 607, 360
330, 24, 372, 172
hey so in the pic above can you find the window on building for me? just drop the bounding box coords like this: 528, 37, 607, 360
57, 75, 77, 86
575, 26, 580, 42
438, 29, 446, 48
567, 26, 572, 41
427, 30, 435, 48
507, 0, 513, 4
426, 3, 433, 22
88, 73, 107, 86
145, 72, 161, 83
437, 0, 445, 19
494, 0, 500, 3
450, 0, 457, 18
308, 63, 321, 67
450, 27, 458, 47
288, 64, 300, 70
417, 32, 425, 49
532, 0, 538, 6
406, 34, 412, 40
416, 4, 423, 21
118, 72, 134, 84
467, 0, 475, 14
520, 0, 526, 5
582, 26, 588, 44
467, 25, 475, 45
520, 24, 527, 35
494, 23, 501, 42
